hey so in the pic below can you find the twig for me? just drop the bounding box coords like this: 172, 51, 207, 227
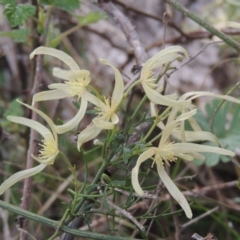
113, 0, 187, 36
127, 180, 239, 211
182, 206, 219, 229
18, 55, 43, 240
163, 0, 240, 52
168, 41, 223, 77
107, 199, 145, 232
19, 2, 52, 237
114, 188, 158, 199
98, 0, 148, 66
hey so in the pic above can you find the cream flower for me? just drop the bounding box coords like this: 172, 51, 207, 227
139, 46, 191, 108
150, 102, 220, 146
77, 60, 124, 150
165, 91, 240, 143
30, 47, 91, 134
0, 100, 59, 195
131, 112, 235, 219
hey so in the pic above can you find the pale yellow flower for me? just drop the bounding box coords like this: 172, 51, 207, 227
30, 47, 91, 134
139, 46, 191, 108
131, 112, 235, 218
166, 91, 240, 143
0, 100, 59, 195
77, 60, 124, 150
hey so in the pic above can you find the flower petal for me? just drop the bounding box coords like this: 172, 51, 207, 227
32, 151, 59, 165
7, 116, 51, 139
180, 91, 240, 105
143, 84, 190, 108
141, 46, 189, 80
173, 143, 235, 156
159, 110, 197, 146
0, 164, 46, 195
131, 148, 156, 196
30, 47, 80, 71
16, 100, 57, 140
52, 68, 90, 82
156, 164, 192, 218
55, 96, 88, 134
172, 130, 219, 145
77, 123, 102, 151
32, 89, 69, 105
86, 93, 108, 110
93, 117, 117, 130
100, 59, 124, 107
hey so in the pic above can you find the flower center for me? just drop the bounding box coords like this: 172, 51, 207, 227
38, 135, 58, 164
94, 97, 114, 119
65, 77, 90, 99
152, 142, 177, 167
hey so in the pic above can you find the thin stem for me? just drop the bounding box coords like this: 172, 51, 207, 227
123, 80, 141, 98
164, 0, 240, 52
210, 81, 240, 133
0, 200, 141, 240
130, 95, 148, 121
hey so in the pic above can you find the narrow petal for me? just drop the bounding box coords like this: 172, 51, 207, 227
187, 116, 202, 131
160, 110, 197, 145
32, 89, 69, 105
55, 96, 88, 134
156, 164, 192, 218
173, 143, 235, 156
143, 84, 190, 108
7, 116, 51, 138
32, 152, 59, 165
172, 130, 219, 145
131, 148, 156, 196
141, 46, 189, 80
110, 113, 119, 124
30, 47, 80, 71
52, 68, 90, 81
16, 100, 57, 140
176, 153, 195, 161
77, 124, 102, 151
176, 109, 197, 121
93, 117, 117, 130
86, 93, 107, 110
100, 59, 124, 107
0, 164, 46, 195
180, 91, 240, 105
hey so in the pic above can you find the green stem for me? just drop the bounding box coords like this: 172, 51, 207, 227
164, 0, 240, 53
0, 200, 141, 240
65, 161, 109, 224
130, 95, 148, 121
123, 80, 141, 98
210, 82, 240, 133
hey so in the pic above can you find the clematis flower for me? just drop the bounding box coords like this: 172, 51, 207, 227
139, 46, 191, 108
150, 102, 220, 146
30, 47, 92, 134
165, 91, 240, 143
0, 99, 59, 195
131, 111, 235, 218
77, 60, 124, 150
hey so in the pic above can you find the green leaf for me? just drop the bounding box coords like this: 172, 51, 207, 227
4, 3, 36, 27
123, 147, 131, 164
0, 29, 30, 42
39, 0, 54, 4
77, 11, 108, 26
3, 99, 23, 117
55, 0, 80, 12
40, 0, 80, 12
0, 0, 16, 5
193, 99, 240, 166
109, 180, 126, 187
